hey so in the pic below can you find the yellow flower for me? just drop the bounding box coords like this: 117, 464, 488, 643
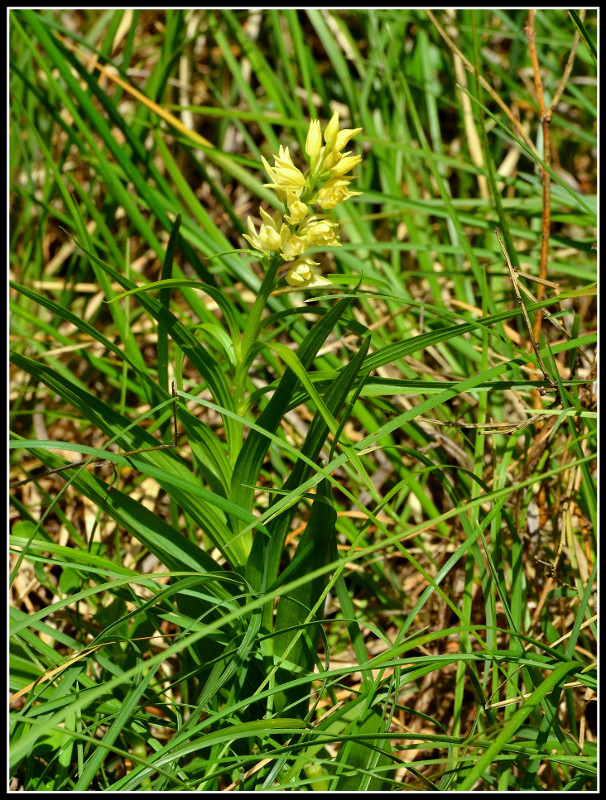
329, 153, 362, 177
284, 191, 309, 225
333, 125, 363, 153
323, 109, 362, 154
243, 208, 282, 252
323, 150, 342, 171
324, 110, 340, 149
279, 227, 308, 261
262, 145, 306, 196
300, 216, 340, 248
305, 119, 322, 159
284, 257, 331, 288
317, 177, 362, 210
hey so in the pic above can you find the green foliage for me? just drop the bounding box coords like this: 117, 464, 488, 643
10, 8, 596, 791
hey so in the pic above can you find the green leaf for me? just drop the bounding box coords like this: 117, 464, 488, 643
273, 477, 337, 717
247, 334, 371, 594
230, 294, 355, 526
333, 703, 395, 791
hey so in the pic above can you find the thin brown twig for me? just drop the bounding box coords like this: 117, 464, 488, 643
550, 18, 583, 112
479, 414, 554, 436
415, 414, 553, 435
516, 272, 560, 290
525, 10, 583, 386
514, 281, 570, 340
502, 275, 594, 367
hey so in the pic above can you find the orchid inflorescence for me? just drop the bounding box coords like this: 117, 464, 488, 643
244, 110, 363, 288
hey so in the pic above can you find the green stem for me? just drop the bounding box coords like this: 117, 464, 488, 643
231, 253, 282, 462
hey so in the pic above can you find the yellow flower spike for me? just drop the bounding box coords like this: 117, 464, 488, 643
244, 112, 362, 287
284, 256, 332, 288
324, 110, 340, 148
284, 192, 309, 225
305, 119, 322, 159
317, 177, 362, 210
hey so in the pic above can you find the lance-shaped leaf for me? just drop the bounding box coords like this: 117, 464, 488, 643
272, 476, 336, 717
246, 335, 371, 594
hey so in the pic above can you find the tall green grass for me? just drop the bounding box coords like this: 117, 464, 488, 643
10, 9, 596, 791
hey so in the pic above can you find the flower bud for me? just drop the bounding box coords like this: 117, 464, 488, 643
333, 126, 363, 153
329, 153, 362, 177
305, 119, 322, 158
262, 148, 306, 195
324, 110, 340, 148
242, 208, 283, 252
